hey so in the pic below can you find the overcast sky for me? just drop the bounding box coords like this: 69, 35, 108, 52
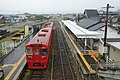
0, 0, 120, 14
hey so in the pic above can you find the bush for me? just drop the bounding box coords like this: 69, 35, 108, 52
24, 69, 30, 78
98, 53, 103, 60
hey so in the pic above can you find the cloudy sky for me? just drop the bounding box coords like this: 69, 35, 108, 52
0, 0, 120, 14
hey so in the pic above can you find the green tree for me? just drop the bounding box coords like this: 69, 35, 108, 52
35, 15, 45, 20
29, 14, 47, 21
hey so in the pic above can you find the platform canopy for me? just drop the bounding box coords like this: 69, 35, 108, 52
62, 20, 102, 38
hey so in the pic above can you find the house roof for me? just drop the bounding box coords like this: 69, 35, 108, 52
88, 23, 104, 31
78, 9, 104, 31
113, 12, 120, 16
78, 18, 104, 31
97, 26, 120, 39
0, 15, 4, 20
107, 42, 120, 50
78, 18, 99, 28
84, 9, 99, 18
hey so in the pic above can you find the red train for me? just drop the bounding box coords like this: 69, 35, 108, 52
25, 22, 54, 69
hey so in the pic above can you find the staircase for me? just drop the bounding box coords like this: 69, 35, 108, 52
98, 70, 120, 80
98, 58, 120, 79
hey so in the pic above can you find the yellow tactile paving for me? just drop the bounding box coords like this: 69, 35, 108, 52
4, 54, 25, 80
2, 64, 15, 68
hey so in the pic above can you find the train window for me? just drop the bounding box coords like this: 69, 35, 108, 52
34, 49, 39, 55
41, 49, 48, 54
26, 48, 32, 54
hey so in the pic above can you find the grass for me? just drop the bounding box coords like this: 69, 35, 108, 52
24, 69, 31, 78
9, 27, 24, 32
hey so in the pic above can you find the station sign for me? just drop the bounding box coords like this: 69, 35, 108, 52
102, 47, 108, 53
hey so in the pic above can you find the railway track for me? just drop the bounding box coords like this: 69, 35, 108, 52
27, 69, 42, 80
52, 21, 75, 80
24, 69, 51, 80
22, 20, 75, 80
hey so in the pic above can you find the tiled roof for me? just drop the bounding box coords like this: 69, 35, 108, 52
88, 23, 104, 31
84, 9, 99, 18
78, 18, 100, 29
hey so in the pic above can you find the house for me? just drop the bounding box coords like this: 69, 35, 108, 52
0, 14, 6, 24
5, 13, 32, 23
78, 9, 120, 61
84, 9, 99, 18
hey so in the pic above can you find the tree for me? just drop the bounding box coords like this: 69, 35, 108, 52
29, 14, 46, 21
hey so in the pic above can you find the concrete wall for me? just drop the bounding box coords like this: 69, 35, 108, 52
97, 40, 120, 61
109, 46, 120, 61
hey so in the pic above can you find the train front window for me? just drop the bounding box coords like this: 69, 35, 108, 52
34, 49, 39, 55
41, 49, 48, 54
26, 48, 32, 54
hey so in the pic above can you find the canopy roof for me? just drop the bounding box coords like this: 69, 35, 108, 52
62, 20, 102, 38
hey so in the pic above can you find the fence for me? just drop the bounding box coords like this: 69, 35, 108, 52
0, 41, 14, 60
106, 58, 120, 69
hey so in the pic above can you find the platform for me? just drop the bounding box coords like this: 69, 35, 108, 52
0, 35, 33, 80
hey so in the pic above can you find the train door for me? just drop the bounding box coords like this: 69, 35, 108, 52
26, 47, 33, 68
26, 47, 33, 60
33, 48, 40, 62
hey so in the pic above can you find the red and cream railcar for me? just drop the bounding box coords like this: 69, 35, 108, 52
25, 22, 53, 69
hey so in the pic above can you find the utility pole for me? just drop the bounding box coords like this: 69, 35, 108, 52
102, 4, 114, 59
102, 4, 114, 46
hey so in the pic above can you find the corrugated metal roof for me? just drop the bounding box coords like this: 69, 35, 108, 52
62, 20, 102, 38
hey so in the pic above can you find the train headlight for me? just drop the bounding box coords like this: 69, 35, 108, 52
41, 55, 46, 60
28, 56, 32, 59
